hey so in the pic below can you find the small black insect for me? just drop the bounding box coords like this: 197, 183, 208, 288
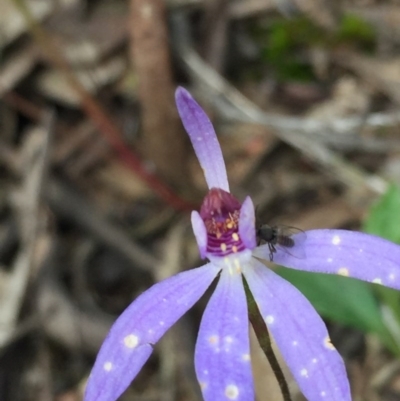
257, 224, 306, 261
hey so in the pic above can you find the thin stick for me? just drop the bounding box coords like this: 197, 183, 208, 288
244, 279, 292, 401
130, 0, 188, 187
0, 111, 53, 347
171, 28, 389, 195
12, 0, 194, 212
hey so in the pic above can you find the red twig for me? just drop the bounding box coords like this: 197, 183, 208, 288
12, 0, 195, 212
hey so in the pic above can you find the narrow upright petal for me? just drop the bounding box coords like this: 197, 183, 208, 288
254, 229, 400, 290
195, 266, 254, 401
238, 196, 257, 250
191, 210, 208, 259
243, 259, 351, 401
85, 264, 220, 401
175, 87, 229, 192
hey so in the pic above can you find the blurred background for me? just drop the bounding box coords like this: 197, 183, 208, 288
2, 0, 400, 400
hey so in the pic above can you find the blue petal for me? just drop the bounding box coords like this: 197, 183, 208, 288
195, 266, 254, 401
175, 87, 229, 192
254, 229, 400, 289
85, 264, 220, 401
243, 259, 351, 401
239, 196, 257, 250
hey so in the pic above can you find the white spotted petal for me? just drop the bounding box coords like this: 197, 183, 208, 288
175, 87, 229, 192
254, 229, 400, 289
85, 264, 220, 401
243, 259, 351, 401
195, 267, 254, 401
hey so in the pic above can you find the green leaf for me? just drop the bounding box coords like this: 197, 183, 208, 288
337, 14, 376, 48
363, 184, 400, 353
277, 267, 398, 353
363, 184, 400, 243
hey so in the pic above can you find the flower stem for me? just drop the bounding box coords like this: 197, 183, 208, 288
243, 279, 292, 401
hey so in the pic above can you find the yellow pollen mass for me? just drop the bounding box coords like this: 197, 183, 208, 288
324, 336, 335, 350
232, 245, 238, 253
220, 243, 227, 252
234, 258, 241, 273
124, 334, 139, 349
232, 233, 239, 242
208, 335, 219, 344
226, 222, 233, 229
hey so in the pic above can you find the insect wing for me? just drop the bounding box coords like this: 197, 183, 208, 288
275, 226, 307, 259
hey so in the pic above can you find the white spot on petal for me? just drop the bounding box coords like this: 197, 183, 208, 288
312, 358, 318, 364
292, 340, 298, 346
265, 315, 274, 324
242, 353, 251, 361
199, 381, 207, 390
327, 257, 333, 263
321, 391, 326, 397
225, 384, 239, 400
332, 235, 341, 245
224, 336, 234, 343
300, 368, 308, 378
389, 273, 396, 281
337, 267, 349, 277
372, 278, 383, 285
103, 362, 113, 371
359, 248, 363, 253
124, 334, 139, 349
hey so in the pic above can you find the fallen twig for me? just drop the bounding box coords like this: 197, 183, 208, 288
172, 30, 388, 195
45, 178, 159, 273
12, 0, 194, 211
0, 111, 53, 347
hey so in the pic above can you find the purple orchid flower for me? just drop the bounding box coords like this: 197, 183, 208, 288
84, 87, 400, 401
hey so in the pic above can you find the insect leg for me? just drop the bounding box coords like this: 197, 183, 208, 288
268, 243, 276, 261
